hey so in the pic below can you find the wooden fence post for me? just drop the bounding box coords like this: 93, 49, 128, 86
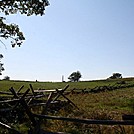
29, 84, 35, 96
55, 88, 79, 110
9, 87, 39, 130
17, 85, 24, 93
52, 85, 69, 102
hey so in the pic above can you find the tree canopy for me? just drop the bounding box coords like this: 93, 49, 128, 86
3, 75, 10, 80
0, 0, 49, 16
109, 73, 122, 79
0, 0, 49, 74
0, 0, 49, 47
68, 71, 82, 82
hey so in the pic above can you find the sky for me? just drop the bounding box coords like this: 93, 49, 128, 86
0, 0, 134, 82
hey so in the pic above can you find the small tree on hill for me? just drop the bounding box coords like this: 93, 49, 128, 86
109, 73, 122, 79
3, 76, 10, 80
68, 71, 82, 82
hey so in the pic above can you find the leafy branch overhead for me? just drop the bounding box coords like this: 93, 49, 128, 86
0, 0, 49, 47
0, 17, 25, 47
0, 0, 49, 75
0, 54, 4, 75
0, 0, 49, 16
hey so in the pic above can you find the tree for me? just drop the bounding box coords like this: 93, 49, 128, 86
109, 73, 122, 79
0, 0, 49, 74
68, 71, 82, 82
0, 54, 4, 75
3, 75, 10, 80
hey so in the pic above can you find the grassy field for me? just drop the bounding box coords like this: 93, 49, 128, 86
0, 78, 134, 133
0, 77, 134, 91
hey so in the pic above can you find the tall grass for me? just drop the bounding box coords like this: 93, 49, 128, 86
41, 87, 134, 134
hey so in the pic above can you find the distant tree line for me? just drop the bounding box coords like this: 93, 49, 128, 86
67, 71, 123, 82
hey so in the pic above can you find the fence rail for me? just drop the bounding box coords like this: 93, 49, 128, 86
34, 114, 134, 126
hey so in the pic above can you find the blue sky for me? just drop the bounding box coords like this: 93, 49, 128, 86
0, 0, 134, 81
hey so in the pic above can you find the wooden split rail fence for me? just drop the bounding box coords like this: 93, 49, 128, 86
71, 83, 134, 94
0, 84, 133, 133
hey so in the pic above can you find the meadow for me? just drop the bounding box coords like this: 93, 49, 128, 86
1, 77, 134, 91
0, 78, 134, 133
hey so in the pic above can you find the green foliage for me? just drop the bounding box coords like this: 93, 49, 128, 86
0, 17, 25, 47
68, 71, 82, 82
0, 0, 49, 74
0, 0, 49, 16
0, 0, 49, 47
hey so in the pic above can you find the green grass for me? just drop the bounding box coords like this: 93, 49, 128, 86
69, 88, 134, 114
0, 77, 134, 91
